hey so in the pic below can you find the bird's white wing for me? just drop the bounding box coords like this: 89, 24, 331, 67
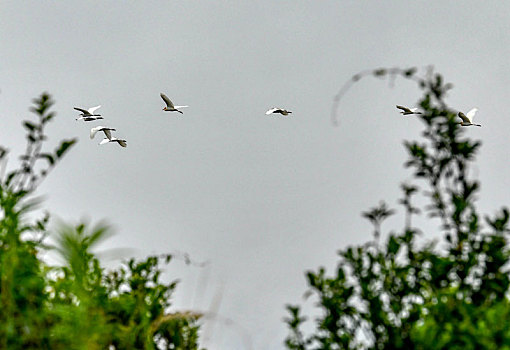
396, 105, 412, 113
174, 105, 189, 109
99, 138, 111, 145
103, 129, 112, 140
266, 108, 278, 115
90, 126, 103, 139
160, 93, 174, 108
88, 105, 101, 114
466, 108, 478, 121
458, 112, 470, 123
410, 108, 419, 113
74, 107, 89, 114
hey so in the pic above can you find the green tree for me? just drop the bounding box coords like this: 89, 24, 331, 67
285, 68, 510, 350
0, 93, 202, 349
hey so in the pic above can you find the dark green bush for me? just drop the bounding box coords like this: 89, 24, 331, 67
286, 68, 510, 350
0, 94, 202, 349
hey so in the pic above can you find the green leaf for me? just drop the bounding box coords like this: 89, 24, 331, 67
5, 170, 18, 186
404, 67, 417, 76
55, 138, 77, 158
373, 68, 386, 76
43, 112, 55, 123
0, 147, 8, 159
38, 153, 55, 165
387, 235, 400, 255
23, 121, 38, 132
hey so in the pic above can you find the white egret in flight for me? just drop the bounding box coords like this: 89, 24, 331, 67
90, 126, 116, 140
458, 108, 480, 127
396, 105, 422, 115
265, 107, 292, 116
99, 137, 127, 148
160, 93, 188, 114
74, 105, 103, 121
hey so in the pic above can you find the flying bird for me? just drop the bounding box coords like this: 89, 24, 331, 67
396, 105, 422, 115
90, 126, 116, 140
99, 137, 127, 148
160, 93, 188, 114
74, 105, 103, 121
458, 108, 480, 127
265, 108, 292, 116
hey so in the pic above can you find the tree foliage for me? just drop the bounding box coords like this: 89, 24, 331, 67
286, 68, 510, 349
0, 94, 202, 349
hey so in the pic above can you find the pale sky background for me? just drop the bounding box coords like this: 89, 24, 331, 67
1, 2, 509, 349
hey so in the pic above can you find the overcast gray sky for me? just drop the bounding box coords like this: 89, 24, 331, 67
1, 1, 509, 349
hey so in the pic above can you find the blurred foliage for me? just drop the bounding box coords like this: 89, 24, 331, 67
0, 93, 202, 349
286, 68, 510, 349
